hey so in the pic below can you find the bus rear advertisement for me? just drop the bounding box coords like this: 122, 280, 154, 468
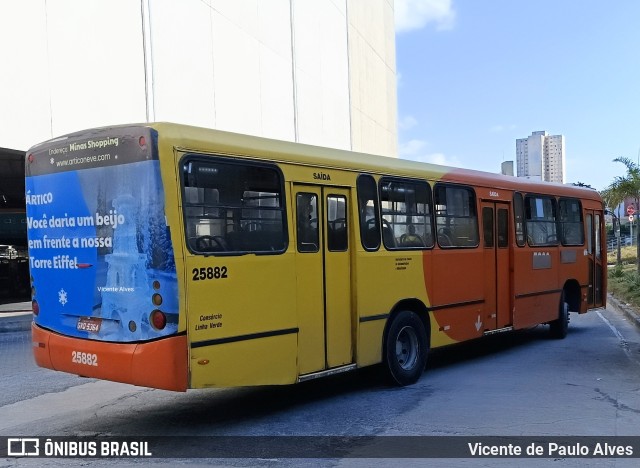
27, 123, 606, 392
27, 126, 185, 390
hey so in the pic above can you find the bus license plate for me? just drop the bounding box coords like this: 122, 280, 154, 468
76, 317, 102, 333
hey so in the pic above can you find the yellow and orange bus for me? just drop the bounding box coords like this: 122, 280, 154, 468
27, 123, 605, 391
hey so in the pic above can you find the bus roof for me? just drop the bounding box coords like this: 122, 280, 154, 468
31, 122, 602, 203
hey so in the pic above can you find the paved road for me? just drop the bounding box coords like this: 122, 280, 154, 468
1, 303, 639, 467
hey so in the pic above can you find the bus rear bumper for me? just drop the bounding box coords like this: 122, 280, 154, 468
32, 323, 188, 392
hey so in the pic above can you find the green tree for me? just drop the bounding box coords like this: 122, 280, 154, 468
602, 157, 640, 272
601, 186, 624, 265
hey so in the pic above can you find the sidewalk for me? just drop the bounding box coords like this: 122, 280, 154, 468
0, 300, 32, 333
606, 293, 640, 330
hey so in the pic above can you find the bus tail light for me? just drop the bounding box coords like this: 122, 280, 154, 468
150, 310, 166, 330
32, 300, 40, 316
152, 293, 163, 306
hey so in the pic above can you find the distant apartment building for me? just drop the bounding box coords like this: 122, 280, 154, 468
501, 161, 514, 176
516, 131, 566, 183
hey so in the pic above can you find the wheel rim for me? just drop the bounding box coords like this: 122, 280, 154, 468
395, 325, 419, 370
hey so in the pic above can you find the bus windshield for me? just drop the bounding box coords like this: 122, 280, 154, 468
25, 127, 178, 342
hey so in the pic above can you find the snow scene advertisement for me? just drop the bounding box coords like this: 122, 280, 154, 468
25, 127, 178, 342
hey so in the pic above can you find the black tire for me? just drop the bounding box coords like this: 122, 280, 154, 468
549, 292, 569, 339
383, 310, 429, 385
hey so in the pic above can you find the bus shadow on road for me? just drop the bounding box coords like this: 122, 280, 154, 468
425, 324, 567, 371
78, 324, 590, 436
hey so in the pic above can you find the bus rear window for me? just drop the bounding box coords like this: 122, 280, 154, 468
182, 158, 287, 255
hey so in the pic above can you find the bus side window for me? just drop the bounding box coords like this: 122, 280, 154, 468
559, 198, 584, 246
379, 178, 434, 250
524, 195, 558, 246
513, 192, 525, 247
434, 184, 479, 248
296, 193, 319, 252
586, 214, 593, 254
327, 195, 348, 251
483, 207, 494, 248
357, 174, 380, 251
595, 214, 601, 260
497, 208, 509, 248
182, 159, 287, 255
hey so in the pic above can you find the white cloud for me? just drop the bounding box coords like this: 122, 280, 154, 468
398, 115, 418, 131
490, 124, 516, 133
398, 139, 462, 167
395, 0, 456, 33
398, 138, 428, 156
414, 152, 462, 167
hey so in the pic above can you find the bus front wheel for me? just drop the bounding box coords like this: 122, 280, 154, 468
384, 310, 428, 385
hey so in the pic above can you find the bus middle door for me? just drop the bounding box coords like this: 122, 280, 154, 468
481, 201, 512, 330
293, 185, 353, 376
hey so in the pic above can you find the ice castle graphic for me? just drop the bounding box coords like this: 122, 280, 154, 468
100, 194, 151, 339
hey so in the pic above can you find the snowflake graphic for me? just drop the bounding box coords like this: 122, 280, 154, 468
50, 157, 55, 165
58, 288, 68, 306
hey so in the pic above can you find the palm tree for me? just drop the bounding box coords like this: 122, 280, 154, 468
603, 157, 640, 272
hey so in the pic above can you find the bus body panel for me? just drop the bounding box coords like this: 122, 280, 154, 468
32, 323, 188, 391
184, 253, 299, 387
189, 333, 298, 388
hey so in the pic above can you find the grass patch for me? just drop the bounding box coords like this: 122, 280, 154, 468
607, 245, 638, 265
607, 262, 640, 307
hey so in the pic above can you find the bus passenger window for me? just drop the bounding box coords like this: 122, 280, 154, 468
513, 193, 525, 247
297, 193, 319, 252
379, 178, 433, 250
182, 159, 287, 255
327, 195, 348, 251
524, 195, 557, 246
497, 208, 509, 248
559, 198, 584, 246
357, 175, 380, 250
586, 214, 593, 254
595, 214, 601, 260
483, 207, 494, 248
434, 184, 479, 248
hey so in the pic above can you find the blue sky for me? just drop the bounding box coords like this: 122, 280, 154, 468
395, 0, 640, 191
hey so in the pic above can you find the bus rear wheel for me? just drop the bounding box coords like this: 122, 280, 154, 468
384, 310, 428, 385
549, 292, 569, 339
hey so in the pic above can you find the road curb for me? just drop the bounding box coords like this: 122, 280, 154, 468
607, 294, 640, 330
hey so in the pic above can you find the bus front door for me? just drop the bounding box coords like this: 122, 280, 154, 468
481, 201, 512, 330
585, 210, 604, 308
293, 185, 353, 375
